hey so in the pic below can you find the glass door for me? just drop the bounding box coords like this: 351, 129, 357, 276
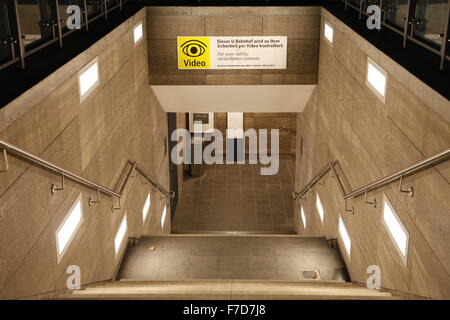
17, 0, 55, 49
384, 0, 410, 31
414, 0, 448, 47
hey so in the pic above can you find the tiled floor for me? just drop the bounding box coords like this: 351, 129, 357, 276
172, 158, 295, 232
118, 236, 349, 281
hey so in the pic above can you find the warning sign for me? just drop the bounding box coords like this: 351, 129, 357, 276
178, 37, 211, 69
177, 36, 287, 70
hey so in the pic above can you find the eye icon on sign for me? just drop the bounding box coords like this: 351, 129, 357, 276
181, 40, 207, 57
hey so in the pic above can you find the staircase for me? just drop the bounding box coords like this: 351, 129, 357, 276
54, 235, 401, 299
58, 279, 397, 300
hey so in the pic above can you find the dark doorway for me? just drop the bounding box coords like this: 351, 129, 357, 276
167, 112, 179, 219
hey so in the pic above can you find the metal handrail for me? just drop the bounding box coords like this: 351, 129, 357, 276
0, 0, 448, 72
292, 148, 450, 212
135, 162, 175, 199
0, 139, 174, 210
339, 0, 450, 70
0, 0, 127, 71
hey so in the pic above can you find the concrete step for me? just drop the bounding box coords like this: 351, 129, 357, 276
171, 231, 298, 235
141, 233, 318, 238
118, 235, 350, 282
115, 279, 352, 286
58, 280, 398, 300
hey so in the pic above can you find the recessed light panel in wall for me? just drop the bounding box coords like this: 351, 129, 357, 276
114, 213, 128, 256
134, 22, 143, 44
56, 194, 83, 262
316, 193, 324, 223
78, 57, 99, 101
142, 193, 151, 222
339, 214, 351, 257
301, 206, 307, 229
383, 194, 409, 264
161, 205, 167, 228
367, 58, 387, 102
324, 22, 333, 44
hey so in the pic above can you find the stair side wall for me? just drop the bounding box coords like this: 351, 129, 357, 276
0, 8, 171, 299
293, 8, 450, 300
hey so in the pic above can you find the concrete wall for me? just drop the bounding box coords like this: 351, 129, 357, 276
212, 112, 296, 157
0, 8, 171, 299
244, 113, 296, 156
293, 8, 450, 299
146, 6, 320, 85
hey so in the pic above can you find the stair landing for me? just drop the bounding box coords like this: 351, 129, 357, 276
117, 235, 349, 281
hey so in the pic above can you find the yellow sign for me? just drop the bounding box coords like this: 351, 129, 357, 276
177, 37, 210, 69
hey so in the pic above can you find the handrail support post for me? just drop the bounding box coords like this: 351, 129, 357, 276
89, 189, 101, 207
111, 197, 121, 212
51, 173, 65, 194
363, 190, 377, 208
345, 199, 354, 215
399, 176, 414, 198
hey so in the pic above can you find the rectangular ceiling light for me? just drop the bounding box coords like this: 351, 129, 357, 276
161, 205, 167, 228
142, 193, 151, 222
316, 193, 324, 223
339, 214, 351, 257
114, 213, 128, 256
134, 22, 143, 44
324, 22, 333, 44
56, 194, 83, 262
367, 58, 387, 102
78, 57, 99, 101
301, 206, 307, 229
383, 194, 409, 264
